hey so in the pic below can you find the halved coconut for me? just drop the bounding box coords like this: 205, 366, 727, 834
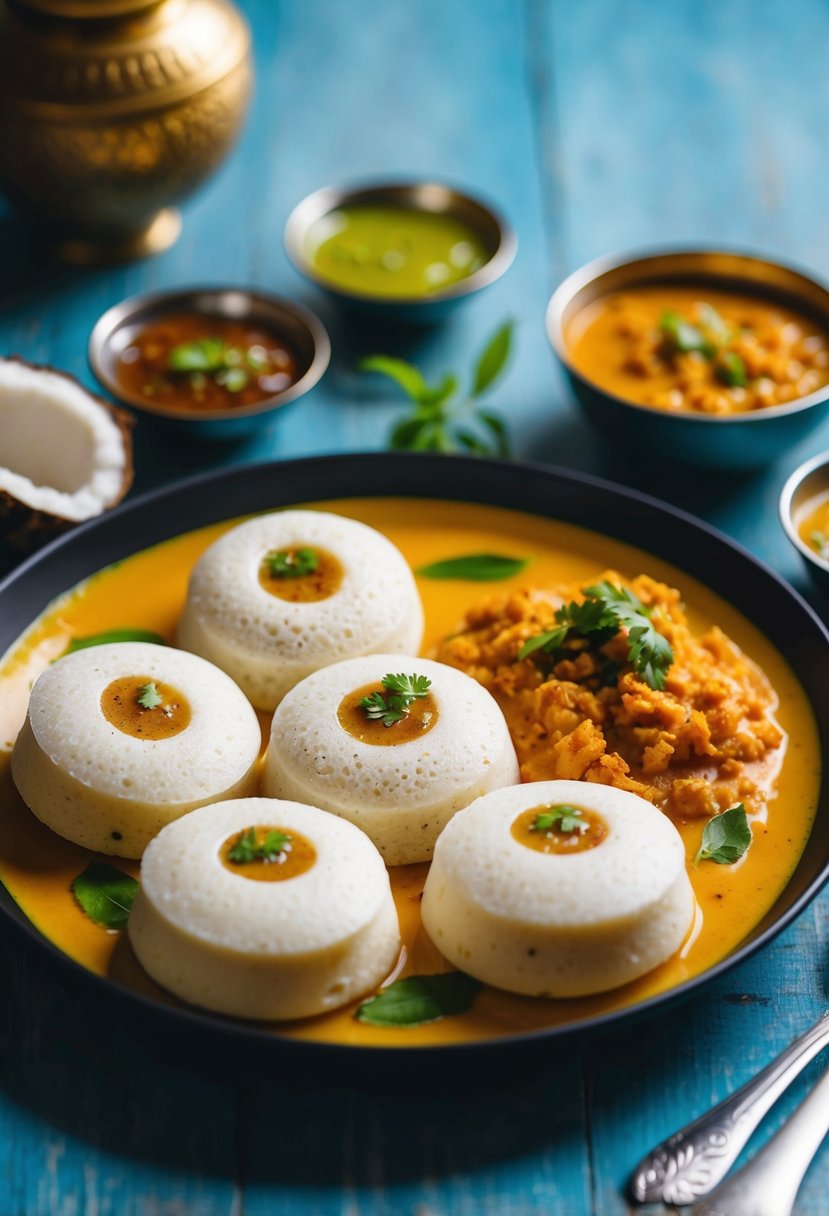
0, 357, 133, 553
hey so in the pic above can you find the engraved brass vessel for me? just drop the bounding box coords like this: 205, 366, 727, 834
0, 0, 252, 263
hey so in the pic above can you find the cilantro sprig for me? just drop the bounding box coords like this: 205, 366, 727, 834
360, 321, 513, 457
659, 304, 748, 389
530, 805, 589, 835
167, 338, 271, 394
137, 681, 163, 710
228, 828, 292, 865
263, 547, 319, 579
359, 673, 432, 728
518, 580, 674, 690
694, 804, 751, 866
809, 531, 829, 561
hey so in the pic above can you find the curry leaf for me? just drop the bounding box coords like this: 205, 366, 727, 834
472, 320, 514, 397
416, 553, 529, 581
355, 972, 481, 1026
64, 629, 166, 656
359, 355, 432, 405
72, 863, 138, 930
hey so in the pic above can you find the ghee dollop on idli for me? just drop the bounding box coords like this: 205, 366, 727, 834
127, 797, 401, 1020
11, 642, 261, 858
421, 780, 695, 997
176, 510, 424, 711
263, 654, 520, 865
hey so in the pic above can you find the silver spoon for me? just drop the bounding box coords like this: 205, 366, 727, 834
630, 1009, 829, 1205
691, 1064, 829, 1216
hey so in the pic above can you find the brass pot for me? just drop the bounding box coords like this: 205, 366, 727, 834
0, 0, 252, 263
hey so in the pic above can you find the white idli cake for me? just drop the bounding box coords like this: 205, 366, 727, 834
11, 642, 260, 858
421, 780, 695, 997
128, 797, 401, 1020
263, 654, 520, 865
176, 509, 424, 711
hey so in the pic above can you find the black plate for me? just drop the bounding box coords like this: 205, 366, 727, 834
1, 453, 828, 1062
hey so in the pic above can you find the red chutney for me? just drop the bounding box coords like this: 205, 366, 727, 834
116, 314, 300, 413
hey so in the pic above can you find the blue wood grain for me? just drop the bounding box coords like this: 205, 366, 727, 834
0, 0, 828, 1212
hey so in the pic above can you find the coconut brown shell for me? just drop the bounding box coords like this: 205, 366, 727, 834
0, 357, 134, 557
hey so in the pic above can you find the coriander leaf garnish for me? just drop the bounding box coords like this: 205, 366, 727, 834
531, 805, 589, 835
715, 351, 748, 387
809, 531, 829, 560
228, 827, 292, 865
355, 972, 481, 1027
518, 580, 674, 690
359, 672, 432, 728
416, 553, 530, 582
263, 547, 319, 579
697, 302, 731, 345
660, 311, 716, 358
694, 804, 752, 866
168, 337, 228, 373
360, 320, 514, 458
72, 863, 138, 931
137, 681, 162, 709
64, 628, 166, 656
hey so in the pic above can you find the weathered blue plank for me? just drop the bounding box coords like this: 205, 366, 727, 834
0, 0, 828, 1213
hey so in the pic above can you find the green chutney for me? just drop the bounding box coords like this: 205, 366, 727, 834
305, 205, 490, 298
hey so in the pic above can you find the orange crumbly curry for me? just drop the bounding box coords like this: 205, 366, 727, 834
437, 571, 784, 823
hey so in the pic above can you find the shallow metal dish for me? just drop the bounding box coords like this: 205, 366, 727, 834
546, 248, 829, 470
0, 453, 827, 1063
780, 449, 829, 597
284, 179, 516, 320
88, 287, 331, 438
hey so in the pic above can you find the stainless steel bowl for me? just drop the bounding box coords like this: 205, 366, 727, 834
88, 287, 330, 437
780, 450, 829, 597
546, 248, 829, 470
284, 180, 516, 320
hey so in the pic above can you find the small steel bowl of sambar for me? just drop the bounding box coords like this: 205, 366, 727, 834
89, 287, 330, 440
546, 247, 829, 470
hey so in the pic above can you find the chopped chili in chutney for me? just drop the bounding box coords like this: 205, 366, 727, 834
115, 314, 300, 413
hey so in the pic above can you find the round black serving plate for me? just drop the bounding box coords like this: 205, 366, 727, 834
1, 453, 828, 1073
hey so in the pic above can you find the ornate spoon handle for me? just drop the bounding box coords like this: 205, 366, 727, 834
691, 1064, 829, 1216
630, 1008, 829, 1205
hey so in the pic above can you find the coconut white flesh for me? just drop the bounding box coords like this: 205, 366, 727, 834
420, 780, 695, 998
0, 359, 128, 522
128, 797, 401, 1020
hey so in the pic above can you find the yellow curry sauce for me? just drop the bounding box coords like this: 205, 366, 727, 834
0, 499, 820, 1047
797, 491, 829, 564
566, 286, 829, 415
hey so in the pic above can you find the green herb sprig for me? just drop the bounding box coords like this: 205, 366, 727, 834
63, 628, 166, 657
416, 553, 529, 581
359, 672, 432, 727
228, 827, 292, 865
518, 580, 674, 691
360, 321, 514, 456
659, 304, 748, 388
694, 804, 752, 866
810, 531, 829, 561
263, 548, 319, 579
168, 338, 266, 394
531, 805, 589, 835
137, 681, 162, 710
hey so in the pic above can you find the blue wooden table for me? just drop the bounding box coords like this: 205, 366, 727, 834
2, 1, 829, 1212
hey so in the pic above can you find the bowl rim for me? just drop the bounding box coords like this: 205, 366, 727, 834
546, 244, 829, 425
283, 177, 518, 307
1, 451, 828, 1060
779, 448, 829, 571
87, 285, 331, 423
